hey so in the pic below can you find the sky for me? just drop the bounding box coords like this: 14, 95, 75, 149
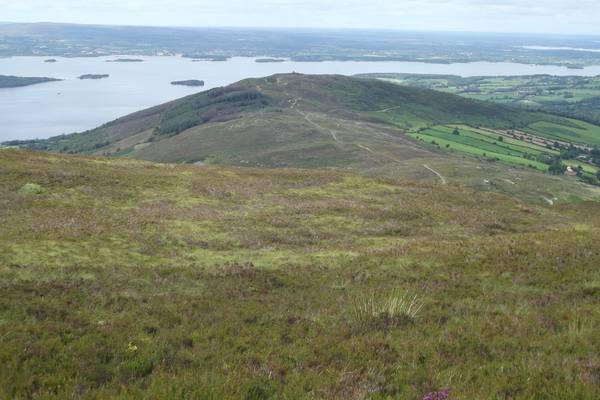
2, 0, 600, 35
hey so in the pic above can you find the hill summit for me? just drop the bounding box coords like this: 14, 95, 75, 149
13, 73, 553, 166
9, 73, 600, 203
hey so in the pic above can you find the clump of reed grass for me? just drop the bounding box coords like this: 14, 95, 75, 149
351, 288, 423, 329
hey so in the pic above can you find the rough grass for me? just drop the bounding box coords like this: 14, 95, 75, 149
1, 149, 600, 399
351, 289, 423, 330
17, 182, 44, 196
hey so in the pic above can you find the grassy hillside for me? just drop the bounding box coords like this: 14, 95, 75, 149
8, 74, 600, 201
361, 73, 600, 126
10, 74, 562, 157
1, 149, 600, 399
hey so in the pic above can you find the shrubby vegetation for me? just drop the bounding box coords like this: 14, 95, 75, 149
548, 160, 567, 175
154, 87, 271, 136
1, 149, 600, 398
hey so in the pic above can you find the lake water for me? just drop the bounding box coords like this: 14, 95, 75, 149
2, 55, 600, 141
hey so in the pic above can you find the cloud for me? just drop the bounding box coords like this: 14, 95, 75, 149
0, 0, 599, 34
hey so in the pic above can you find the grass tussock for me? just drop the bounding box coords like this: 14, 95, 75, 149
351, 289, 423, 330
17, 182, 44, 196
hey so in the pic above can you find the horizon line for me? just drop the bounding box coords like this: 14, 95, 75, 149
1, 20, 600, 38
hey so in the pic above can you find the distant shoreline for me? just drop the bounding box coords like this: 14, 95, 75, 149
255, 58, 286, 63
106, 58, 144, 63
0, 75, 62, 88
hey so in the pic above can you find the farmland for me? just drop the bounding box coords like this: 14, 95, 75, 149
525, 119, 600, 146
409, 123, 600, 182
365, 73, 600, 126
352, 74, 600, 181
411, 125, 552, 170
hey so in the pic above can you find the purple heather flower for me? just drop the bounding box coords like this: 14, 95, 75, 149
422, 388, 450, 400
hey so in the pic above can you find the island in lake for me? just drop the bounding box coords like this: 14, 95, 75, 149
44, 59, 57, 63
187, 55, 229, 62
255, 58, 286, 63
171, 79, 205, 87
0, 75, 62, 88
78, 74, 110, 80
106, 58, 144, 62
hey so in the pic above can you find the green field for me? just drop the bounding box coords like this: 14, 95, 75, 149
526, 119, 600, 146
564, 159, 599, 174
410, 123, 600, 177
365, 73, 600, 127
410, 125, 551, 171
2, 149, 600, 399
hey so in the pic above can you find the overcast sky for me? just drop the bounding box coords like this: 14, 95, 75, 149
2, 0, 600, 35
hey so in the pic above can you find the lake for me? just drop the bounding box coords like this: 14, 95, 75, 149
2, 55, 600, 141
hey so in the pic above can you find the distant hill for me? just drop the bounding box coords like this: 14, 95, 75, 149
8, 73, 600, 202
361, 73, 600, 126
11, 73, 560, 161
0, 75, 61, 88
2, 22, 600, 66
